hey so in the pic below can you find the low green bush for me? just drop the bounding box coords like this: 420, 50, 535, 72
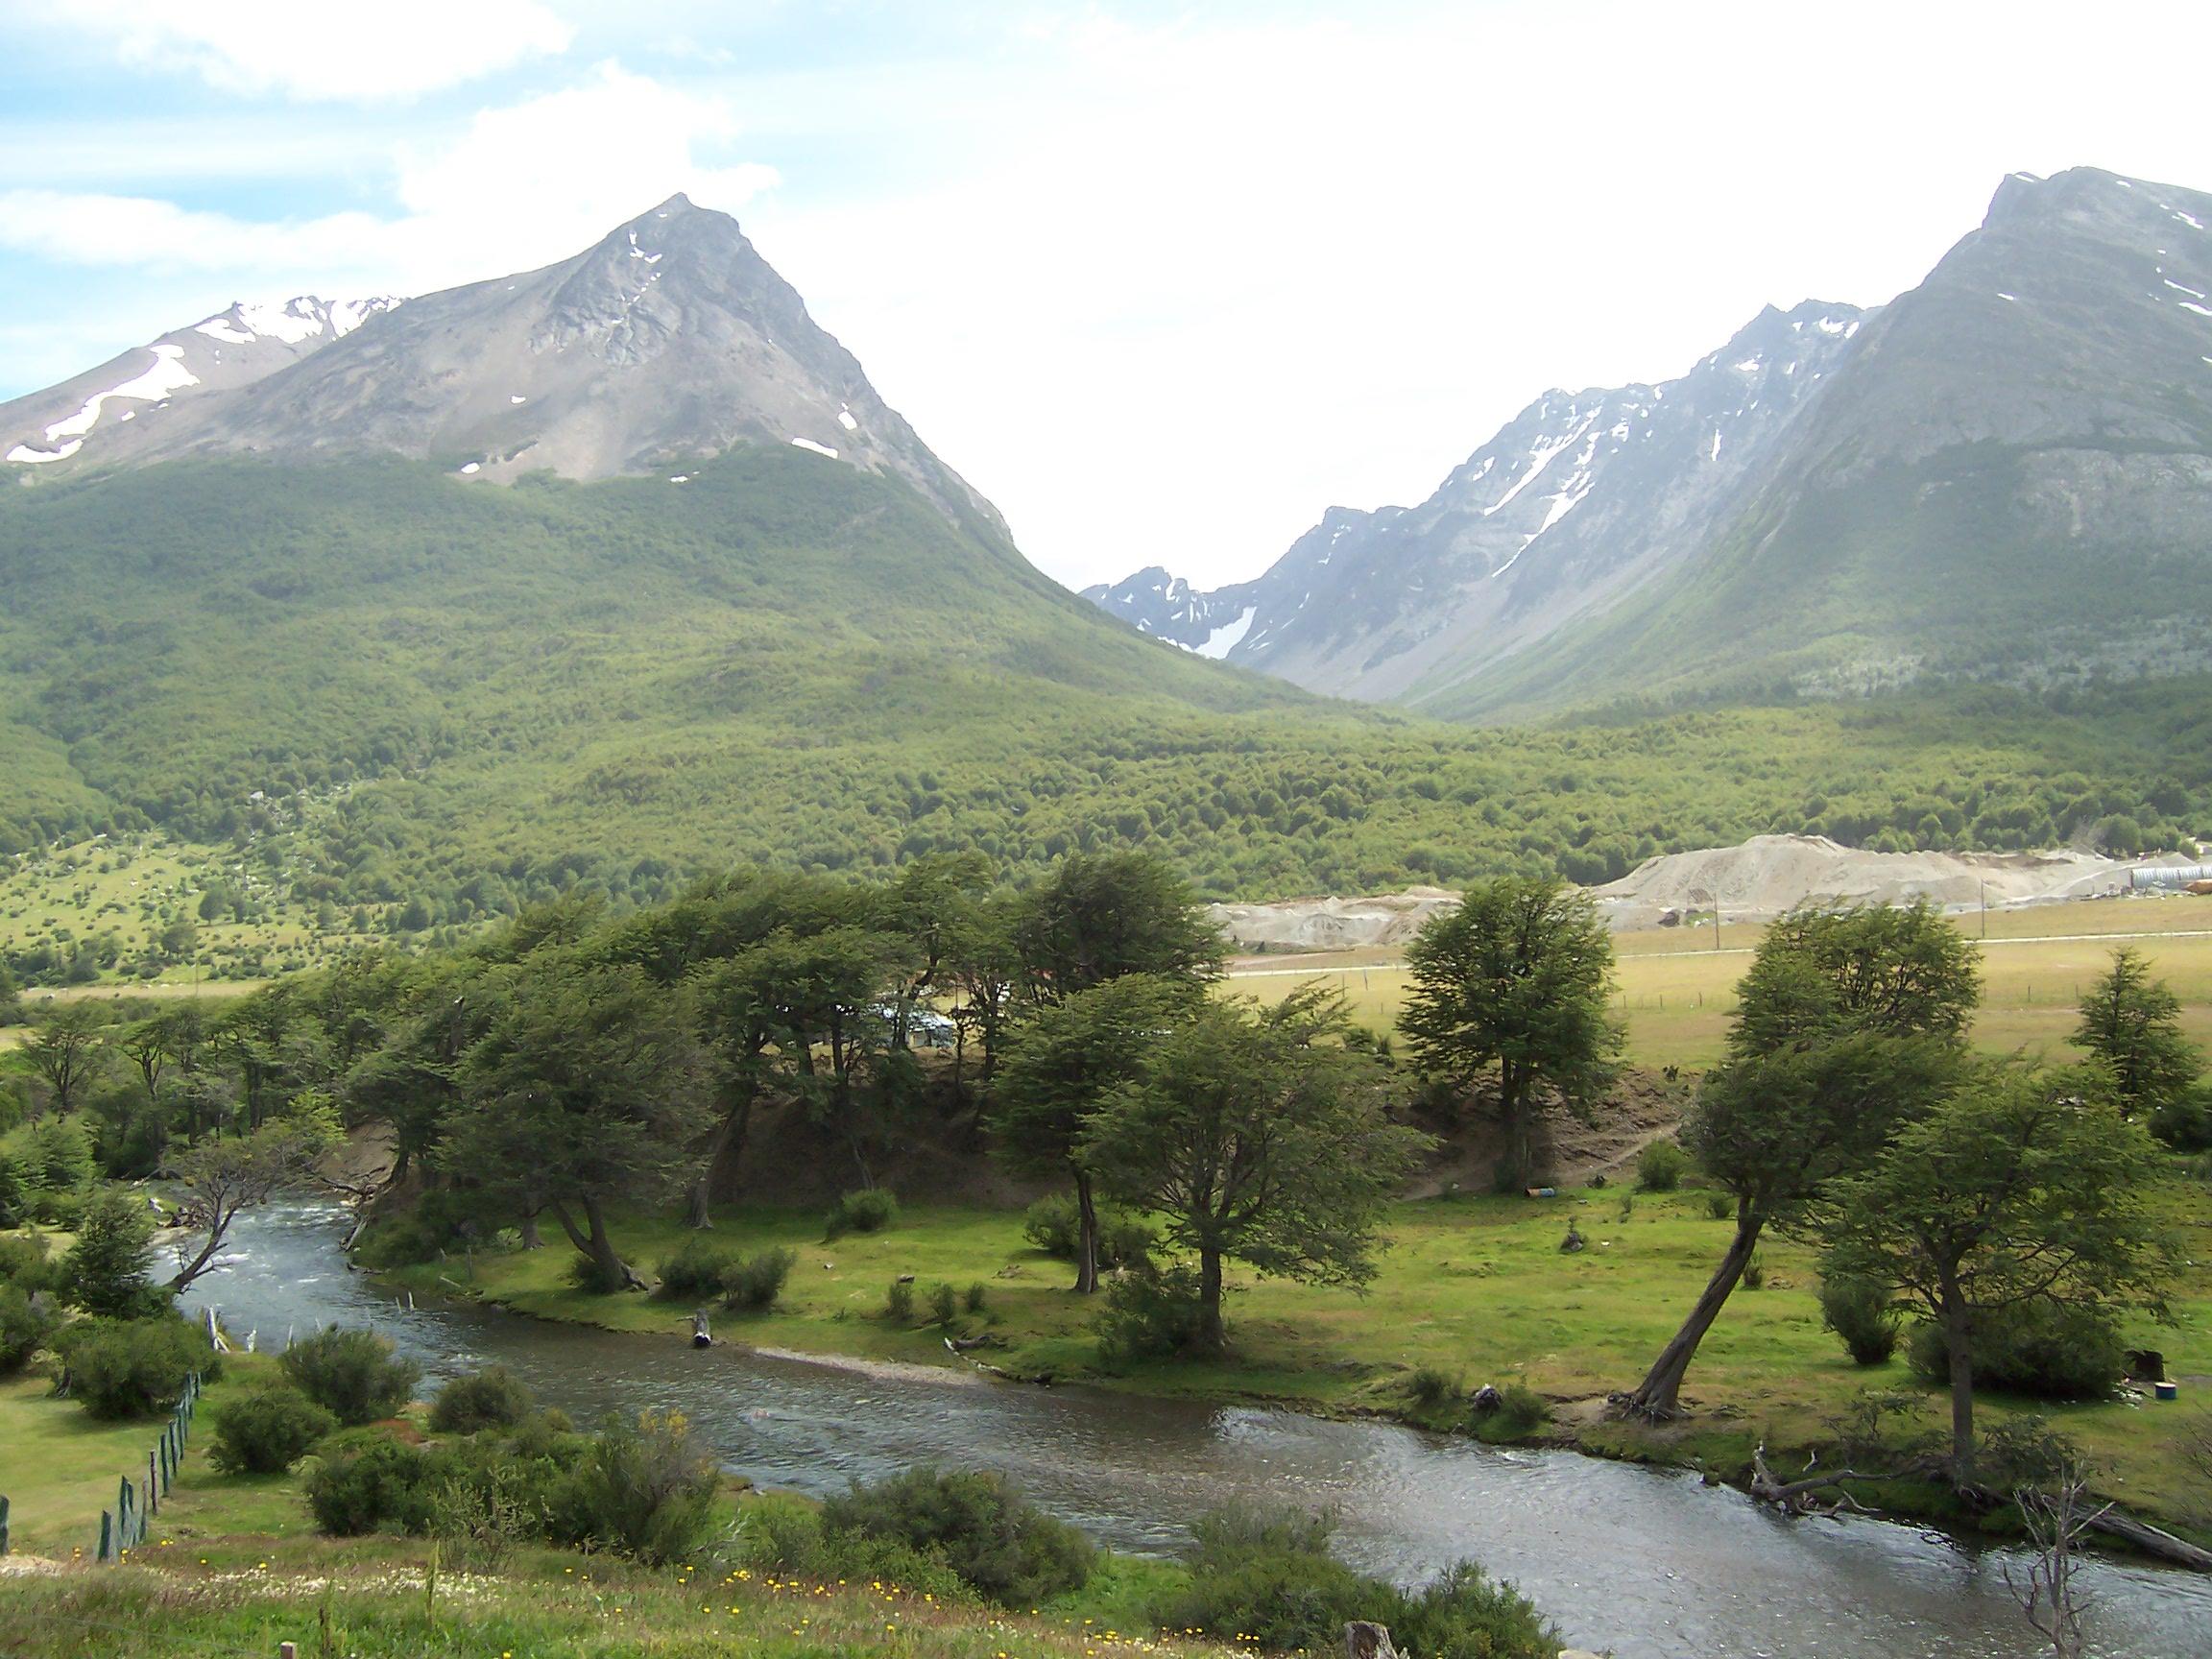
1021, 1193, 1155, 1267
428, 1365, 536, 1435
824, 1188, 900, 1239
1906, 1304, 2123, 1401
1636, 1140, 1688, 1192
55, 1314, 217, 1419
1404, 1365, 1463, 1411
1094, 1262, 1210, 1364
304, 1431, 436, 1535
1472, 1382, 1551, 1445
720, 1248, 797, 1311
551, 1409, 720, 1566
0, 1284, 59, 1376
820, 1466, 1095, 1606
654, 1237, 743, 1302
280, 1327, 421, 1426
929, 1282, 958, 1326
1819, 1274, 1903, 1366
2152, 1082, 2212, 1152
884, 1279, 916, 1322
210, 1382, 338, 1474
737, 1490, 972, 1603
964, 1282, 988, 1315
1703, 1191, 1735, 1220
0, 1233, 60, 1294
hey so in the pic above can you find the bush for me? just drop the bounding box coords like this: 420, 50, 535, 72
1472, 1382, 1551, 1445
1907, 1304, 2124, 1401
824, 1188, 900, 1239
552, 1409, 720, 1565
0, 1233, 60, 1295
1820, 1274, 1903, 1366
1158, 1507, 1556, 1659
210, 1382, 338, 1474
1740, 1255, 1766, 1290
1094, 1262, 1210, 1363
0, 1284, 59, 1376
1636, 1140, 1687, 1192
1021, 1193, 1155, 1268
654, 1237, 743, 1302
929, 1282, 958, 1326
964, 1282, 988, 1315
56, 1314, 217, 1419
2152, 1082, 2212, 1152
883, 1279, 916, 1322
738, 1490, 972, 1603
1703, 1191, 1735, 1220
281, 1327, 422, 1426
304, 1432, 436, 1535
720, 1248, 797, 1311
820, 1466, 1095, 1606
428, 1365, 536, 1435
1404, 1365, 1463, 1411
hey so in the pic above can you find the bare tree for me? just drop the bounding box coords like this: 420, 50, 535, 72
2003, 1461, 2110, 1659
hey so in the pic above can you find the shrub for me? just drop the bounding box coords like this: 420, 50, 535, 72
824, 1188, 900, 1239
929, 1282, 958, 1326
0, 1284, 59, 1376
281, 1327, 422, 1426
964, 1282, 988, 1315
1635, 1140, 1687, 1192
210, 1382, 338, 1474
0, 1233, 60, 1295
1472, 1382, 1551, 1445
883, 1279, 916, 1322
720, 1248, 797, 1311
738, 1490, 972, 1603
62, 1187, 164, 1318
1160, 1506, 1373, 1651
304, 1432, 435, 1535
427, 1455, 544, 1571
2152, 1082, 2212, 1152
654, 1237, 743, 1302
552, 1409, 720, 1565
1906, 1304, 2124, 1401
1703, 1191, 1735, 1220
1740, 1255, 1767, 1290
1404, 1365, 1463, 1411
1021, 1193, 1154, 1267
1819, 1274, 1903, 1366
57, 1314, 218, 1419
1094, 1262, 1210, 1363
820, 1466, 1095, 1606
428, 1366, 536, 1435
1390, 1560, 1561, 1659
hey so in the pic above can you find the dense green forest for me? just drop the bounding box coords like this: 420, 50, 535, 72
2, 450, 2208, 988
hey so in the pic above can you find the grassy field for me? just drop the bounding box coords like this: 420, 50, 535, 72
381, 1181, 2212, 1535
1231, 893, 2212, 1070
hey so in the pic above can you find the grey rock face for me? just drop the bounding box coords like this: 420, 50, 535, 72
2, 196, 1002, 537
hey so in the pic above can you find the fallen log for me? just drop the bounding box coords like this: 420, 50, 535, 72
2084, 1510, 2212, 1573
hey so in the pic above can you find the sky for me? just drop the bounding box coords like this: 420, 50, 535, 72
5, 1, 2212, 590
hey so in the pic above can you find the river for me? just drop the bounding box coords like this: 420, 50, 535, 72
180, 1202, 2212, 1659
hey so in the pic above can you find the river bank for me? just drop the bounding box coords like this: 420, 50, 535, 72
365, 1187, 2212, 1546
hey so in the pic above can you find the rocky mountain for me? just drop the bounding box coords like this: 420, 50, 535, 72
4, 295, 400, 468
1, 195, 999, 535
1094, 166, 2212, 717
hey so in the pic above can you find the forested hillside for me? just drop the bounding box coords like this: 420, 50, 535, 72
3, 459, 2209, 986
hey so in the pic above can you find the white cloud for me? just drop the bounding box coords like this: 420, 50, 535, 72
58, 1, 575, 102
0, 65, 776, 301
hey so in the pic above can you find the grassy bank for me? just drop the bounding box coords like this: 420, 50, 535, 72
382, 1182, 2212, 1537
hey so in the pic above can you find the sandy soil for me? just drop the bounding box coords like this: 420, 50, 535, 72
1212, 833, 2196, 950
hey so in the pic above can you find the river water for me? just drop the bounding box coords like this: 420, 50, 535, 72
181, 1202, 2211, 1659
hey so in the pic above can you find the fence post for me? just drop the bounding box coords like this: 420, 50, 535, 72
1, 1493, 11, 1557
147, 1453, 159, 1516
98, 1509, 113, 1563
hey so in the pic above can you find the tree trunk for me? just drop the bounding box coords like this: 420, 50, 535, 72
1942, 1281, 1975, 1481
1073, 1171, 1100, 1295
518, 1213, 541, 1250
555, 1198, 644, 1292
1621, 1208, 1764, 1419
686, 1102, 750, 1231
1196, 1247, 1226, 1355
168, 1202, 237, 1293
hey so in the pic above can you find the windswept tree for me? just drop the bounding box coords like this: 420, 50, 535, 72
1824, 1064, 2179, 1480
448, 957, 711, 1292
1013, 852, 1224, 1006
1081, 987, 1430, 1353
1397, 876, 1621, 1190
1620, 900, 1979, 1419
992, 974, 1199, 1293
2073, 947, 2200, 1123
167, 1109, 337, 1292
946, 890, 1025, 1086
